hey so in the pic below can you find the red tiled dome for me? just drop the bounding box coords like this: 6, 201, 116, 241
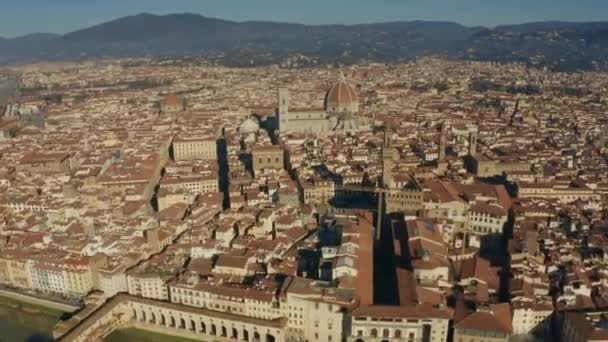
164, 94, 180, 107
325, 80, 358, 113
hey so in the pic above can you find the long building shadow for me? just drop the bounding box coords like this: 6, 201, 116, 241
216, 137, 230, 209
373, 211, 400, 305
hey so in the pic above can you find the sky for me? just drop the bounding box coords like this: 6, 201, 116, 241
1, 0, 607, 38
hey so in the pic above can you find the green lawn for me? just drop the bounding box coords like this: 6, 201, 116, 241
105, 328, 203, 342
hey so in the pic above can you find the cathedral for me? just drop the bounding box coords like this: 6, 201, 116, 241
277, 79, 367, 134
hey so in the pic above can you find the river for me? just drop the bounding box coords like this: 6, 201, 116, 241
0, 297, 62, 342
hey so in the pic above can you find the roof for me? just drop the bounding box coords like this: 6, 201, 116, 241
164, 94, 181, 107
353, 302, 452, 320
215, 254, 249, 269
454, 302, 512, 333
356, 214, 374, 305
456, 255, 500, 290
325, 80, 358, 111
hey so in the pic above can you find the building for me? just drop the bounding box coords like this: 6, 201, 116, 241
0, 251, 33, 289
281, 276, 356, 342
349, 304, 450, 342
57, 294, 286, 342
98, 264, 129, 298
562, 311, 608, 342
173, 134, 217, 161
126, 251, 188, 301
422, 181, 512, 244
30, 255, 95, 298
162, 94, 184, 113
252, 145, 285, 173
406, 219, 450, 282
277, 78, 366, 135
453, 303, 512, 342
127, 273, 170, 301
511, 300, 553, 336
301, 176, 335, 205
161, 173, 219, 195
518, 181, 600, 203
17, 152, 71, 174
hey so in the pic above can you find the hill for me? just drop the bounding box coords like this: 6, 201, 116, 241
1, 13, 608, 70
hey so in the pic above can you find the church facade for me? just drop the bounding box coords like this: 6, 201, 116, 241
277, 80, 367, 135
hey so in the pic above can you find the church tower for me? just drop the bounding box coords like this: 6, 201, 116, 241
382, 127, 394, 189
278, 88, 289, 132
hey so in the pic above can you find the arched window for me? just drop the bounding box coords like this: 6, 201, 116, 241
371, 328, 378, 337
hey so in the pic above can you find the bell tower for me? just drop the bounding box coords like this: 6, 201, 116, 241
469, 131, 477, 157
439, 122, 447, 161
382, 127, 393, 189
278, 88, 289, 132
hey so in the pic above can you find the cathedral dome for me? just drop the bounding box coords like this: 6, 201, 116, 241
325, 80, 358, 114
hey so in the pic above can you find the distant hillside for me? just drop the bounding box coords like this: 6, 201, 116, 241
1, 13, 608, 70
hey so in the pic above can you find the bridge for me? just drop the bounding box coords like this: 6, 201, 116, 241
55, 294, 285, 342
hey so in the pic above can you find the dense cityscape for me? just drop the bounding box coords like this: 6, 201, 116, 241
0, 55, 606, 342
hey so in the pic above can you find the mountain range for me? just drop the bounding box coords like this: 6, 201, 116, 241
2, 13, 608, 70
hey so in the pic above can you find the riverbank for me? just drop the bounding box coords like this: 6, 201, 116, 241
104, 327, 201, 342
0, 294, 66, 319
0, 289, 80, 313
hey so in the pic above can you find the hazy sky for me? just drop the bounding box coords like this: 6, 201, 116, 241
1, 0, 607, 37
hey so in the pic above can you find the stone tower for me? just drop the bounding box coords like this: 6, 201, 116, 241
382, 127, 394, 189
439, 123, 447, 161
469, 131, 477, 157
278, 88, 289, 132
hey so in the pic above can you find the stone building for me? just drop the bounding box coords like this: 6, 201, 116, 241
172, 134, 217, 161
252, 145, 284, 173
349, 304, 451, 342
453, 303, 512, 342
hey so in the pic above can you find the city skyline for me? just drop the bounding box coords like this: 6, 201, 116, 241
1, 0, 608, 37
2, 2, 608, 342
